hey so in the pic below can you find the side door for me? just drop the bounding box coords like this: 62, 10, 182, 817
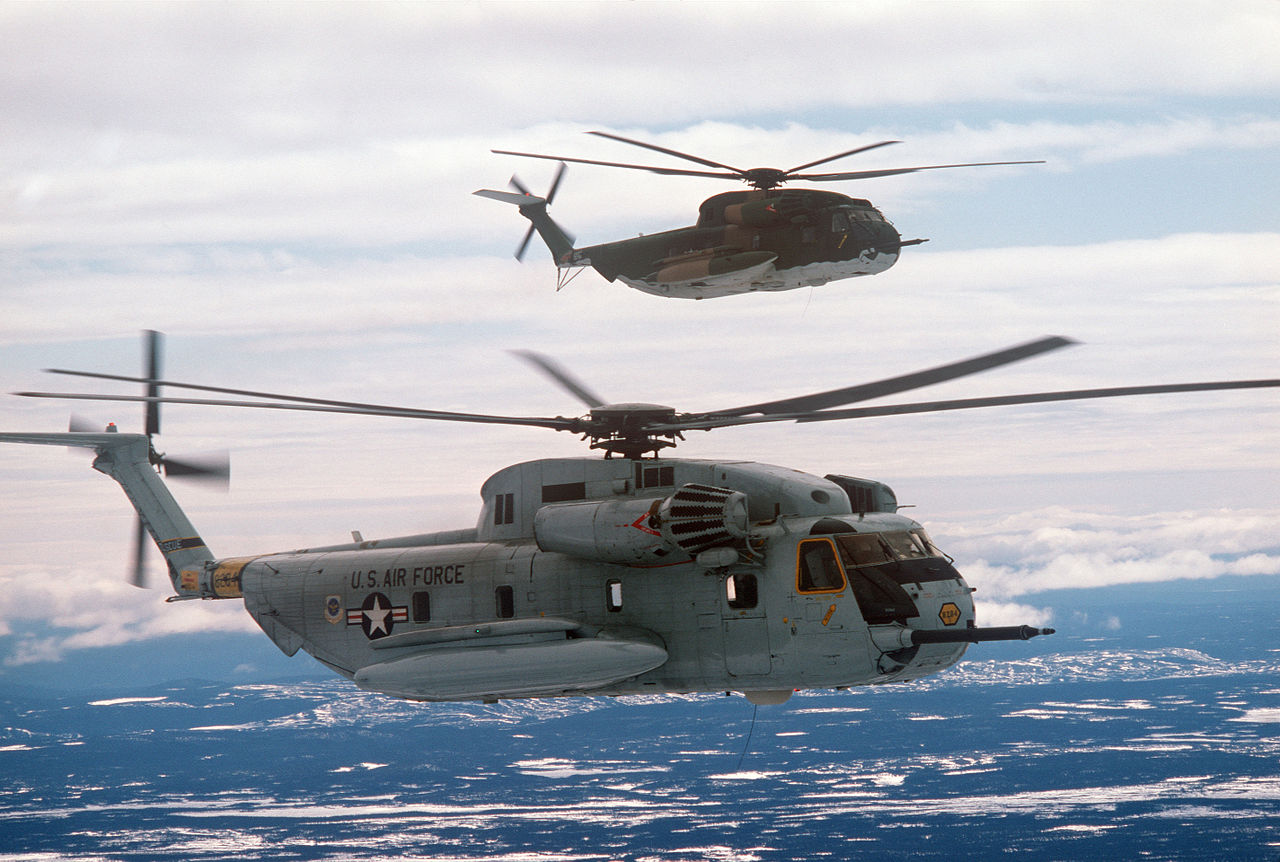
787, 538, 854, 669
721, 570, 771, 677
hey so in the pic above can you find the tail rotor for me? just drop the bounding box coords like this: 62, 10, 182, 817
475, 162, 576, 266
60, 331, 228, 587
510, 161, 570, 261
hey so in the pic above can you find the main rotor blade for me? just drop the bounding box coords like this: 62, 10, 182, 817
493, 149, 740, 182
785, 141, 902, 174
655, 379, 1280, 432
712, 336, 1076, 417
16, 390, 581, 431
587, 130, 746, 174
793, 159, 1046, 184
797, 379, 1280, 422
42, 368, 540, 414
510, 350, 606, 408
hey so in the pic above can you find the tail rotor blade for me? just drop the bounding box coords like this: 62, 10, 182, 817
143, 330, 162, 438
545, 162, 567, 205
508, 174, 533, 197
68, 414, 97, 433
130, 517, 148, 588
515, 225, 536, 261
162, 451, 231, 489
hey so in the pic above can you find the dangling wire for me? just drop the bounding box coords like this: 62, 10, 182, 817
736, 701, 759, 772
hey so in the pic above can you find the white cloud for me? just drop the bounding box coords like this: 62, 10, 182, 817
938, 506, 1280, 599
3, 3, 1276, 143
0, 563, 258, 666
974, 600, 1054, 628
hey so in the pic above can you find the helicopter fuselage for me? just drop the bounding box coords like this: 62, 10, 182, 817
567, 190, 907, 299
481, 132, 1042, 298
223, 457, 987, 705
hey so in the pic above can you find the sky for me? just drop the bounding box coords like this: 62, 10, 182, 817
0, 1, 1277, 683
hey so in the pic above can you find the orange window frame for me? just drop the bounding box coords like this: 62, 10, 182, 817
794, 538, 848, 595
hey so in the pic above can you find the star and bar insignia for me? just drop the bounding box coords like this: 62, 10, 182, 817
346, 592, 408, 640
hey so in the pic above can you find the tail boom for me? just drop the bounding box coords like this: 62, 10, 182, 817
0, 431, 224, 598
473, 189, 577, 265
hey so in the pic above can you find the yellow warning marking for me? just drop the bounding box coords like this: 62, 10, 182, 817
822, 604, 837, 626
210, 555, 260, 599
939, 602, 961, 626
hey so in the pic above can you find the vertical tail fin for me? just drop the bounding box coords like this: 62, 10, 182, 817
0, 431, 218, 598
474, 189, 577, 263
474, 163, 577, 266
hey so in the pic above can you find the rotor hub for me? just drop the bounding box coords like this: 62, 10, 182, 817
741, 168, 789, 190
584, 403, 681, 459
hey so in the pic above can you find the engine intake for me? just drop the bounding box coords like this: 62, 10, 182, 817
656, 483, 749, 553
535, 483, 748, 564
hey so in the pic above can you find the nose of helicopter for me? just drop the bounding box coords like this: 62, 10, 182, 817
863, 215, 903, 254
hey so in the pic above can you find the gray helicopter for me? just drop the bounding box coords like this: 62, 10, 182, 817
3, 333, 1276, 705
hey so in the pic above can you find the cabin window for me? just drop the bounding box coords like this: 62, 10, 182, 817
493, 492, 515, 525
796, 539, 846, 593
495, 585, 514, 619
606, 579, 623, 612
412, 591, 431, 623
726, 573, 758, 609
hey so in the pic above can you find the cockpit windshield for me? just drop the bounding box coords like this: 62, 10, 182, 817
834, 531, 937, 568
912, 529, 942, 557
883, 531, 928, 559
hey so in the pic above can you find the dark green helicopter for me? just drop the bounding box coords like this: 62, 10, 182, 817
476, 131, 1042, 299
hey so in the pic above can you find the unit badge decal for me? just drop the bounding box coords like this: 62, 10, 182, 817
346, 592, 408, 640
324, 595, 343, 625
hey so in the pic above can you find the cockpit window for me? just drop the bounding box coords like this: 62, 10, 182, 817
834, 533, 893, 567
796, 539, 846, 593
913, 529, 942, 557
832, 212, 850, 232
882, 531, 928, 560
835, 531, 937, 567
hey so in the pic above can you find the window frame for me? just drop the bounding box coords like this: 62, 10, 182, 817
726, 572, 759, 609
495, 584, 514, 619
411, 591, 431, 623
605, 578, 623, 612
795, 538, 848, 595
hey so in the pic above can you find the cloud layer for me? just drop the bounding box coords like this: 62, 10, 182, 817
937, 506, 1280, 599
